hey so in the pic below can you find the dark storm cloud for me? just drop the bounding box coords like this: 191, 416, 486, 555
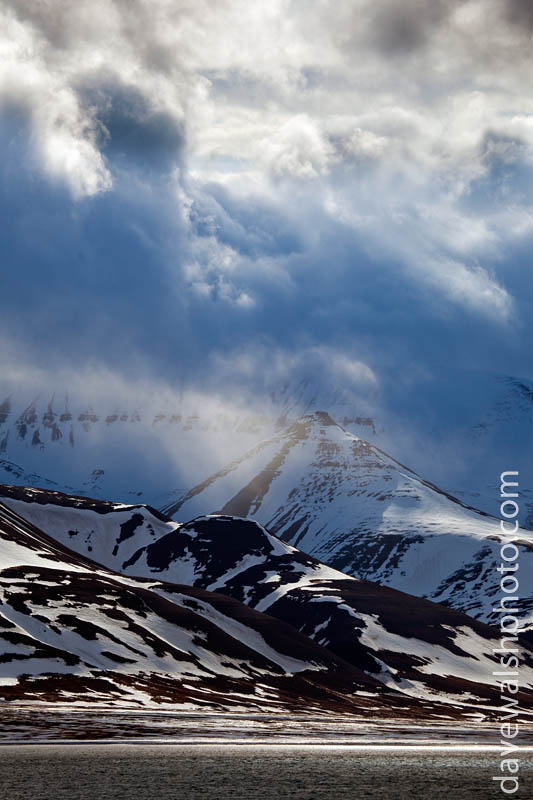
365, 0, 458, 54
0, 105, 518, 387
78, 79, 184, 173
358, 0, 533, 59
344, 0, 464, 57
0, 110, 190, 375
3, 0, 73, 48
504, 0, 533, 31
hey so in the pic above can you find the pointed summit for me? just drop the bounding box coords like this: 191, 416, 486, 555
161, 413, 533, 627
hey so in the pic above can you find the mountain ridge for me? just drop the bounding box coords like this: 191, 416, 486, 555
3, 486, 533, 716
159, 412, 533, 627
0, 499, 392, 714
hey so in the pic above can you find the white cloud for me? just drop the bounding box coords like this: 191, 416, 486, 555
422, 259, 513, 320
207, 345, 378, 397
0, 9, 111, 197
258, 114, 334, 178
329, 354, 379, 386
4, 0, 533, 195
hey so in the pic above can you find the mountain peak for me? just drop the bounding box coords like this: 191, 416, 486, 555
160, 413, 533, 627
300, 410, 338, 427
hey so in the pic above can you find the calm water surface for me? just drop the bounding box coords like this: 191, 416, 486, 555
0, 745, 531, 800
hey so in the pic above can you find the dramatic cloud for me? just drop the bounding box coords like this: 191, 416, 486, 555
505, 0, 533, 30
1, 0, 533, 411
366, 0, 458, 54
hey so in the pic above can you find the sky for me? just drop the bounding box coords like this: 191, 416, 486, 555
1, 0, 533, 404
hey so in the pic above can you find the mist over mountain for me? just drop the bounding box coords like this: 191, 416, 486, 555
1, 366, 532, 527
2, 0, 533, 495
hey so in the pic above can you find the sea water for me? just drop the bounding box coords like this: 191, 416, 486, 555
0, 745, 531, 799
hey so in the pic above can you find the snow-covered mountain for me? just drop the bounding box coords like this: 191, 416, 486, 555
3, 385, 532, 629
3, 485, 533, 715
1, 499, 391, 713
0, 382, 380, 508
0, 392, 282, 504
1, 368, 533, 526
258, 369, 533, 528
157, 413, 533, 627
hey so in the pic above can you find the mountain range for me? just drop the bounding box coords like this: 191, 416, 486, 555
2, 368, 533, 526
1, 484, 533, 719
2, 375, 533, 723
0, 499, 385, 714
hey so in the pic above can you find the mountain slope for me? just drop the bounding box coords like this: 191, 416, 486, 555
0, 501, 390, 713
118, 514, 533, 709
0, 484, 178, 569
3, 487, 533, 714
158, 413, 533, 626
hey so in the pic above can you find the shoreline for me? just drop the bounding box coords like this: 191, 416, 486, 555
2, 709, 532, 750
1, 740, 533, 750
